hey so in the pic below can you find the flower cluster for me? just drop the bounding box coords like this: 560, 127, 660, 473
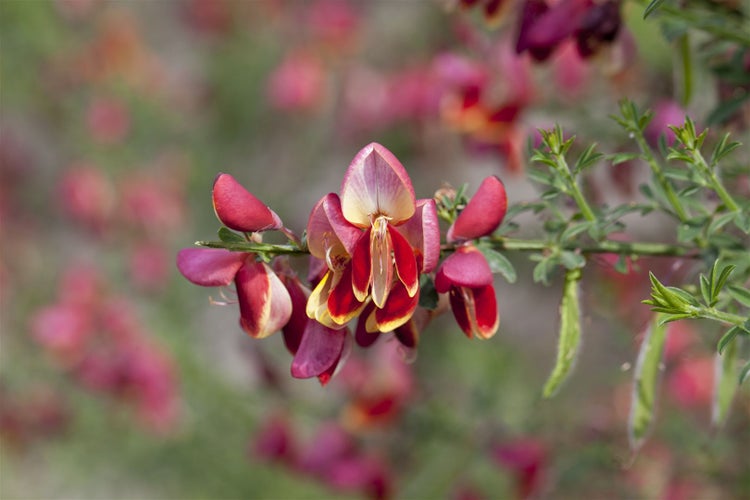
177, 143, 509, 384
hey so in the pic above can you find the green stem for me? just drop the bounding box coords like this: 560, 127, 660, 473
632, 132, 691, 222
701, 308, 749, 328
202, 235, 701, 259
689, 149, 741, 213
678, 34, 692, 107
555, 154, 597, 223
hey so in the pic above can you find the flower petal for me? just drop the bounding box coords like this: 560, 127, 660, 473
389, 225, 418, 298
291, 321, 347, 380
448, 176, 507, 243
396, 199, 441, 273
434, 245, 493, 292
176, 248, 246, 286
328, 264, 367, 325
307, 193, 362, 260
351, 228, 372, 302
236, 260, 292, 338
213, 173, 283, 232
340, 143, 416, 226
355, 303, 379, 347
373, 281, 419, 333
370, 217, 394, 308
449, 284, 499, 339
275, 263, 311, 355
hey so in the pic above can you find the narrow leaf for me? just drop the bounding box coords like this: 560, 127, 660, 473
740, 360, 750, 385
628, 313, 669, 451
643, 0, 667, 19
477, 246, 517, 284
218, 226, 246, 244
727, 284, 750, 308
717, 326, 740, 355
712, 338, 738, 429
543, 269, 583, 397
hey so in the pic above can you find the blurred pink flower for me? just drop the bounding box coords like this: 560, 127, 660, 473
491, 437, 547, 499
667, 356, 714, 410
645, 100, 687, 148
129, 242, 171, 293
267, 51, 326, 112
183, 0, 232, 36
307, 0, 361, 50
119, 171, 186, 237
251, 414, 297, 464
87, 96, 130, 144
552, 40, 592, 99
58, 163, 116, 232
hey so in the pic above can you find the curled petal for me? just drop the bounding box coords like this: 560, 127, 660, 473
389, 226, 418, 298
448, 176, 507, 243
397, 199, 440, 273
355, 303, 379, 347
372, 281, 419, 333
307, 193, 362, 259
328, 264, 367, 325
340, 143, 416, 226
176, 248, 246, 286
276, 266, 311, 355
434, 245, 493, 292
236, 260, 292, 338
394, 307, 431, 348
213, 173, 283, 232
291, 322, 348, 381
449, 283, 499, 339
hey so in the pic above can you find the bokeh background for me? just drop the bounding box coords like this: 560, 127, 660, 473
1, 0, 749, 498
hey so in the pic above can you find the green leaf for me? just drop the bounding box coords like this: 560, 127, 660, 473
543, 268, 583, 397
574, 143, 603, 173
628, 313, 668, 451
717, 326, 740, 355
707, 212, 737, 235
418, 275, 439, 310
477, 246, 517, 284
527, 169, 555, 186
532, 258, 554, 285
609, 152, 641, 165
560, 251, 586, 270
218, 226, 246, 244
714, 264, 736, 301
712, 338, 738, 429
560, 222, 593, 241
643, 0, 667, 18
727, 285, 750, 308
740, 360, 750, 385
710, 133, 741, 166
700, 275, 712, 307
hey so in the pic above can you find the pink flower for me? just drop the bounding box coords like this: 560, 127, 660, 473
435, 245, 499, 339
491, 438, 547, 499
447, 176, 507, 243
86, 96, 130, 144
177, 174, 291, 338
267, 51, 326, 112
306, 143, 440, 334
667, 356, 714, 409
645, 100, 687, 148
58, 163, 116, 232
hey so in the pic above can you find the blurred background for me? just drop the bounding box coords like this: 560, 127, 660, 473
1, 0, 748, 498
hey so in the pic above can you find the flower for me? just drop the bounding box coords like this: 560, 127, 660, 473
435, 245, 499, 339
176, 173, 291, 338
306, 143, 440, 335
436, 176, 507, 339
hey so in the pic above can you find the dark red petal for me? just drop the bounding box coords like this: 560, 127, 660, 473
213, 173, 282, 232
374, 281, 419, 332
236, 260, 292, 338
434, 246, 493, 292
448, 284, 499, 339
448, 176, 507, 242
389, 226, 418, 297
351, 228, 372, 301
279, 274, 310, 355
472, 283, 499, 339
448, 287, 473, 338
355, 303, 379, 348
176, 248, 246, 286
328, 263, 366, 324
291, 322, 347, 379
